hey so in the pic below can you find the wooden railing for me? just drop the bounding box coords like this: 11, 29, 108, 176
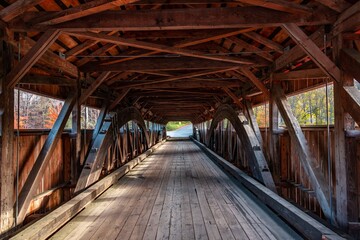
12, 120, 165, 223
194, 121, 360, 221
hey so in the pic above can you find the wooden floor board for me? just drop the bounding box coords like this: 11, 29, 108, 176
51, 141, 301, 240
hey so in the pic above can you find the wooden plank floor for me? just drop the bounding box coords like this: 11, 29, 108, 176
51, 140, 302, 240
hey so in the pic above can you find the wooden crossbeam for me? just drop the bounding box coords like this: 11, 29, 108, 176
79, 72, 111, 104
222, 87, 244, 109
281, 22, 360, 129
16, 93, 76, 223
9, 36, 79, 78
243, 31, 284, 53
75, 43, 118, 66
100, 28, 256, 66
239, 68, 270, 98
235, 0, 312, 14
227, 36, 274, 62
272, 68, 327, 80
272, 85, 334, 222
333, 1, 360, 35
66, 32, 254, 65
282, 23, 340, 82
274, 27, 325, 71
6, 30, 61, 88
0, 0, 45, 22
127, 80, 242, 89
118, 68, 238, 89
314, 0, 350, 12
81, 57, 246, 72
109, 89, 131, 110
20, 75, 76, 86
14, 7, 333, 32
65, 31, 118, 61
33, 0, 141, 25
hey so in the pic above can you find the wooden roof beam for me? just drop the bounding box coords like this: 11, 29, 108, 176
239, 68, 270, 98
222, 87, 244, 109
0, 0, 45, 22
235, 0, 312, 14
243, 31, 284, 53
272, 68, 327, 80
125, 79, 242, 89
75, 43, 118, 66
116, 68, 238, 89
10, 36, 78, 78
19, 75, 76, 86
109, 89, 131, 110
333, 1, 360, 35
66, 31, 254, 65
282, 23, 340, 82
273, 27, 326, 71
6, 29, 61, 88
13, 7, 334, 32
32, 0, 141, 25
314, 0, 350, 13
79, 72, 111, 104
227, 36, 274, 62
101, 28, 256, 66
81, 57, 256, 73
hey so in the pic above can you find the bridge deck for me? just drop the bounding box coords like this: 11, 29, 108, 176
50, 140, 301, 240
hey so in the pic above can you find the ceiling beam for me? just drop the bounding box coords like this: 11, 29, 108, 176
10, 36, 78, 78
314, 0, 350, 13
81, 57, 247, 72
273, 27, 326, 71
79, 72, 111, 104
227, 36, 274, 62
272, 68, 327, 80
13, 7, 334, 32
235, 0, 312, 14
0, 0, 45, 22
6, 29, 61, 88
117, 68, 238, 88
109, 89, 131, 110
20, 75, 76, 86
243, 31, 284, 53
333, 1, 360, 35
32, 0, 141, 25
239, 68, 270, 98
222, 87, 244, 108
101, 28, 256, 66
282, 23, 340, 82
66, 31, 254, 65
126, 79, 242, 89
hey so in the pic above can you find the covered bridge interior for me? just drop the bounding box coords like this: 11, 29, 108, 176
0, 0, 360, 239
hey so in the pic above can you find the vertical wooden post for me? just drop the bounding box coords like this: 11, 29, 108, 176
270, 83, 280, 183
333, 34, 354, 229
71, 76, 82, 184
0, 40, 14, 233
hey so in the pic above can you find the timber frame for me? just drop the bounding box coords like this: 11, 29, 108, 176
0, 0, 360, 238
